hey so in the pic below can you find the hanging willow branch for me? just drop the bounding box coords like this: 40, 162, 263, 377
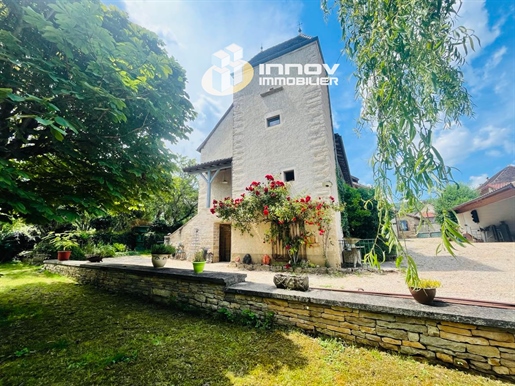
322, 0, 478, 285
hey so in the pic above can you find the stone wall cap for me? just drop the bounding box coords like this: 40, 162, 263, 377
227, 282, 515, 330
44, 260, 246, 286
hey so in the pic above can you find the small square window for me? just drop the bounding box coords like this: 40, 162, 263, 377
284, 170, 295, 182
266, 115, 281, 127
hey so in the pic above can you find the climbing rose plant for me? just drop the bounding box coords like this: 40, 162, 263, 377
210, 175, 343, 264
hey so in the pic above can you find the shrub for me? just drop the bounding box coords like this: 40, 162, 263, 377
96, 244, 116, 258
70, 245, 86, 260
113, 243, 127, 252
0, 232, 38, 263
150, 244, 176, 255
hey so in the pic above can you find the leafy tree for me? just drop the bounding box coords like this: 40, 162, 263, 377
0, 0, 195, 224
323, 0, 477, 285
339, 183, 379, 240
434, 183, 478, 224
143, 156, 199, 233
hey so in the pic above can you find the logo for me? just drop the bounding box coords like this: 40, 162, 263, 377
202, 44, 254, 96
258, 63, 339, 86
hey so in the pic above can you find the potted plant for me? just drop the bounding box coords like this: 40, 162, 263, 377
408, 278, 441, 305
192, 249, 206, 273
50, 233, 79, 261
150, 244, 176, 268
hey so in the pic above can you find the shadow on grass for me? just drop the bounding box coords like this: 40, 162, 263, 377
0, 277, 308, 386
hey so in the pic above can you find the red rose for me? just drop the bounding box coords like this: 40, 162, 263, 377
305, 195, 311, 202
210, 208, 215, 214
263, 209, 269, 216
265, 174, 274, 181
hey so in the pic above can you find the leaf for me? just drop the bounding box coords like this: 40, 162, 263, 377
8, 93, 25, 102
50, 126, 65, 141
35, 117, 53, 126
54, 116, 78, 133
0, 88, 12, 102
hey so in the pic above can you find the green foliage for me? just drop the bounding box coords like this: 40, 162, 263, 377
150, 244, 175, 255
112, 243, 126, 253
48, 232, 79, 251
0, 0, 195, 224
193, 249, 206, 262
70, 245, 85, 260
95, 244, 116, 258
323, 0, 477, 283
217, 307, 275, 330
434, 183, 479, 224
339, 182, 379, 239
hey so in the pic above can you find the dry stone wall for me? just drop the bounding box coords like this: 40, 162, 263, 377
45, 261, 515, 382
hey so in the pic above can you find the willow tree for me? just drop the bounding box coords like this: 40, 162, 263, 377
323, 0, 477, 285
0, 0, 195, 224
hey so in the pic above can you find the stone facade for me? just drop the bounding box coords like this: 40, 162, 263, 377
168, 36, 344, 267
45, 260, 515, 382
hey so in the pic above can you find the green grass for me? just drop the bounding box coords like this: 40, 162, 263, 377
0, 263, 506, 386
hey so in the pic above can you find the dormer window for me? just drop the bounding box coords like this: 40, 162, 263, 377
267, 115, 281, 127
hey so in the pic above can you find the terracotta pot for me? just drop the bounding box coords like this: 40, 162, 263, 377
409, 287, 437, 305
57, 251, 71, 261
262, 254, 271, 265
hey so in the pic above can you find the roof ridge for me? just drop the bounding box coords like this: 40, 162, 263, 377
248, 34, 318, 67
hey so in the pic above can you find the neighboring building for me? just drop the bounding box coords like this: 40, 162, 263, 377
477, 165, 515, 195
393, 204, 441, 239
454, 179, 515, 242
167, 34, 354, 267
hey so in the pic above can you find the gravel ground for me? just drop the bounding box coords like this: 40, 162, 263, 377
113, 238, 515, 304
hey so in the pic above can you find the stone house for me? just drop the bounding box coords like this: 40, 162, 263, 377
393, 204, 441, 238
167, 34, 354, 267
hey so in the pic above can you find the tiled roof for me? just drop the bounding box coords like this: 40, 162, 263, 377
248, 34, 318, 67
478, 165, 515, 194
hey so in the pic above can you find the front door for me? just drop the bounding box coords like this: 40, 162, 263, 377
219, 224, 231, 262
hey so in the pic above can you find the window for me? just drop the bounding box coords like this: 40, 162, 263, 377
284, 170, 295, 182
266, 115, 281, 127
399, 220, 409, 231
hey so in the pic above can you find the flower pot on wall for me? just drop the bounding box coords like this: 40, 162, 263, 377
409, 287, 437, 305
57, 251, 71, 261
192, 261, 206, 274
151, 254, 169, 268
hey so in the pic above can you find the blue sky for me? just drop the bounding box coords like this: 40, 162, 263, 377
111, 0, 514, 188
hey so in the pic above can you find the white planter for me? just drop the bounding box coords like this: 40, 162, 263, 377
151, 254, 169, 268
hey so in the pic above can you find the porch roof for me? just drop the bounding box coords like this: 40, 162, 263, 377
182, 157, 232, 174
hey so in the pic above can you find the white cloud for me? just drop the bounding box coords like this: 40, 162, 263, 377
469, 174, 488, 188
122, 0, 303, 158
459, 0, 503, 60
433, 125, 514, 167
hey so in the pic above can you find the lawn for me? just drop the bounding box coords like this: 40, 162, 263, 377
0, 263, 506, 386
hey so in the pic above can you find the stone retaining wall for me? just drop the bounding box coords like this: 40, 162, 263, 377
44, 261, 515, 382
